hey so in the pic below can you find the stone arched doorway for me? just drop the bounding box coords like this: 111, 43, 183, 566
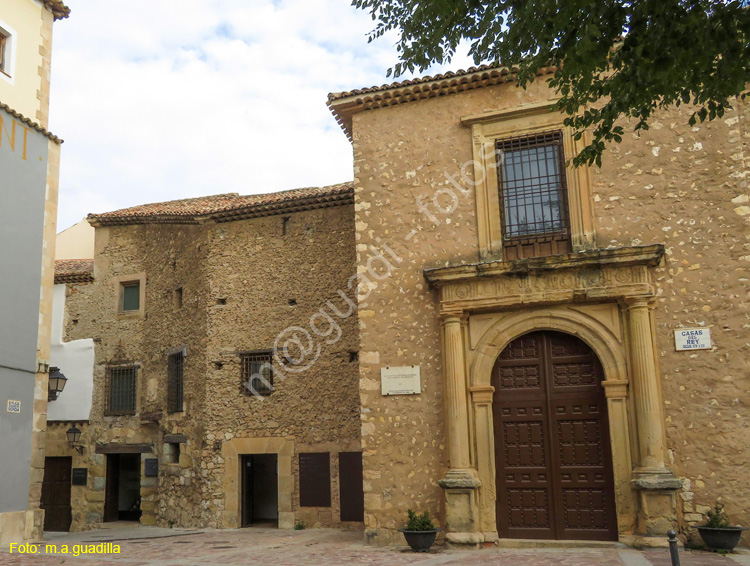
492, 330, 618, 541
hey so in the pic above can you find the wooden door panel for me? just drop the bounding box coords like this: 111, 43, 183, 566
41, 457, 72, 532
494, 331, 617, 541
339, 452, 365, 522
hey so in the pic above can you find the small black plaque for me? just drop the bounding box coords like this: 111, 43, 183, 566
71, 468, 88, 486
144, 458, 159, 477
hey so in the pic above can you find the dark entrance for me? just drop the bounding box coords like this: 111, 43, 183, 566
104, 454, 142, 522
492, 330, 618, 541
41, 457, 72, 532
241, 454, 278, 527
338, 452, 364, 522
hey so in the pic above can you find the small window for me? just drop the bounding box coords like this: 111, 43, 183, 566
496, 130, 572, 259
121, 282, 140, 312
241, 351, 273, 396
105, 365, 137, 415
167, 351, 184, 413
0, 32, 7, 75
174, 287, 183, 310
166, 442, 180, 464
299, 452, 331, 507
0, 24, 13, 78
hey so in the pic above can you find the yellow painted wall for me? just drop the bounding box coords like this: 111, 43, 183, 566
0, 0, 45, 120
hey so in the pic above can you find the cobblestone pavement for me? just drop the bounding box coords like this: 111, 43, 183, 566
1, 528, 748, 566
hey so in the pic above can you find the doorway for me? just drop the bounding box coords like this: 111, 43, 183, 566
493, 330, 618, 541
241, 454, 278, 527
41, 457, 72, 532
104, 453, 142, 522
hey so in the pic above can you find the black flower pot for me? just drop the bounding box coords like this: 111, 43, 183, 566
697, 526, 748, 551
399, 529, 441, 552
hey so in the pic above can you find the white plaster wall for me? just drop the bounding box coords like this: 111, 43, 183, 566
48, 284, 94, 420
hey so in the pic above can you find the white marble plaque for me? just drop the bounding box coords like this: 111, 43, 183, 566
381, 365, 421, 395
674, 328, 712, 351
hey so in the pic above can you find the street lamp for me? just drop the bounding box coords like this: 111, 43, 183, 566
66, 424, 84, 454
48, 367, 68, 401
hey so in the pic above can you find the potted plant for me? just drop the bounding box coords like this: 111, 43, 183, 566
398, 509, 441, 552
697, 503, 748, 552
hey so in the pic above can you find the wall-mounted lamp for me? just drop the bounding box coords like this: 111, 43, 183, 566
66, 424, 84, 454
48, 367, 68, 401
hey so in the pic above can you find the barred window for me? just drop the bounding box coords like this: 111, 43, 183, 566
496, 131, 572, 259
167, 351, 184, 413
105, 365, 137, 415
241, 351, 273, 396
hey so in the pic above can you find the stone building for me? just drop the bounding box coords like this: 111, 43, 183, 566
47, 64, 748, 549
48, 185, 364, 532
0, 0, 69, 546
327, 67, 749, 547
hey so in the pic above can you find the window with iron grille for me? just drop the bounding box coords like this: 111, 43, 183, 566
241, 351, 273, 396
167, 351, 184, 413
105, 365, 137, 415
496, 131, 572, 259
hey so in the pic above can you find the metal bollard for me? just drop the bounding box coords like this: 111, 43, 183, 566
667, 530, 681, 566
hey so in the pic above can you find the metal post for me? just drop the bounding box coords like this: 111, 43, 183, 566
667, 530, 681, 566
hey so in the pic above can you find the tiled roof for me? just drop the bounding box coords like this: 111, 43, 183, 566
0, 103, 62, 143
87, 183, 354, 226
327, 64, 556, 140
45, 0, 71, 20
54, 259, 93, 284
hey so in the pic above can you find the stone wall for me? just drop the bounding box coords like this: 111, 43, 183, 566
200, 206, 361, 529
348, 80, 748, 544
591, 97, 750, 542
62, 203, 361, 530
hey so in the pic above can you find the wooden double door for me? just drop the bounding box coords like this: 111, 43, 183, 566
492, 331, 618, 541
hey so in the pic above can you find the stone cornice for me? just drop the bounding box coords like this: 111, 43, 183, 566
425, 245, 664, 286
424, 245, 665, 314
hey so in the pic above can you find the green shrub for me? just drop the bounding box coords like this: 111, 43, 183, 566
294, 520, 306, 530
704, 503, 731, 528
405, 509, 435, 531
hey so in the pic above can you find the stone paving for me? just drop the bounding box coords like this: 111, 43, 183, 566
0, 528, 748, 566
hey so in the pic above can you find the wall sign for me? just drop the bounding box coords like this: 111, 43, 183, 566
144, 458, 159, 477
6, 400, 21, 413
674, 328, 712, 351
71, 468, 88, 486
381, 365, 421, 395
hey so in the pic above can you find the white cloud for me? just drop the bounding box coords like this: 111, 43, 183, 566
50, 0, 473, 230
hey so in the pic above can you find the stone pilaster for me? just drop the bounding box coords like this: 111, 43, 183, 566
438, 313, 482, 547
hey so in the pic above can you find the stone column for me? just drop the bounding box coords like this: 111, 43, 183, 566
624, 297, 682, 536
625, 297, 667, 473
438, 313, 482, 547
443, 314, 472, 470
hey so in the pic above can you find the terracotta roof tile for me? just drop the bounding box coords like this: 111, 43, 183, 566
55, 259, 93, 284
87, 183, 354, 226
327, 64, 556, 140
45, 0, 71, 20
0, 103, 63, 143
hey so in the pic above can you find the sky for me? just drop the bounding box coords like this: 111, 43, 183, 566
49, 0, 474, 231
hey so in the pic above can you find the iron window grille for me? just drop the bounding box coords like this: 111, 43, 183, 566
105, 365, 137, 416
167, 351, 184, 413
241, 351, 273, 396
496, 130, 572, 257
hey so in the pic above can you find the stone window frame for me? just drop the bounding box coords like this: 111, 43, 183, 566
462, 101, 596, 260
113, 272, 146, 317
0, 18, 16, 82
